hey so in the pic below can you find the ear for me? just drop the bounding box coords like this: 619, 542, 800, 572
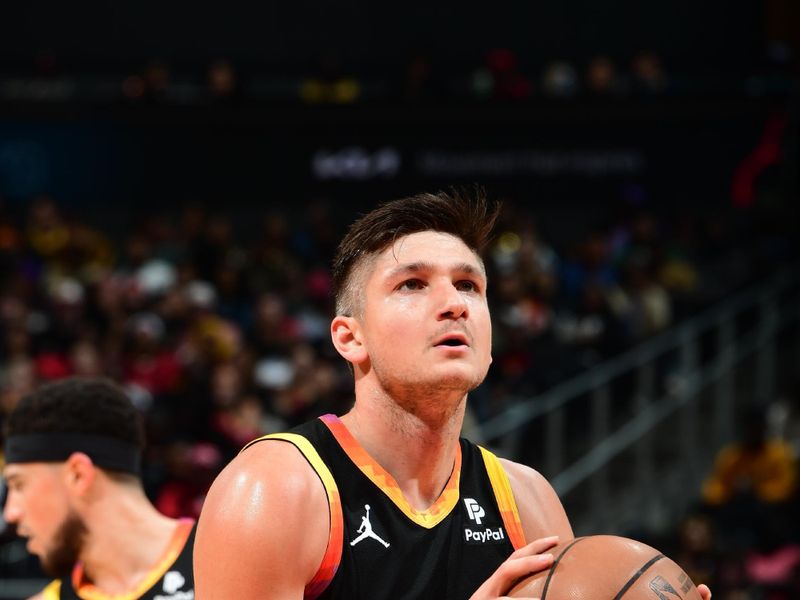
331, 315, 368, 365
63, 452, 98, 498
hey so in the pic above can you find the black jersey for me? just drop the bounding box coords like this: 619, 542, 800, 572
244, 414, 526, 600
41, 519, 196, 600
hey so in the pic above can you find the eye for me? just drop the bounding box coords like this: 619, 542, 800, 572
398, 279, 425, 291
456, 280, 479, 293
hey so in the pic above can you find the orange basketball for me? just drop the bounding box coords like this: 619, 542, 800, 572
508, 535, 702, 599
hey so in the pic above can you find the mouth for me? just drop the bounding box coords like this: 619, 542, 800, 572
433, 333, 469, 348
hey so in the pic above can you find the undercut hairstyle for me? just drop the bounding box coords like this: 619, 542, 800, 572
5, 377, 145, 458
332, 189, 500, 317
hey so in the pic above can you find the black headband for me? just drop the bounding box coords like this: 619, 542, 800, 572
4, 433, 141, 475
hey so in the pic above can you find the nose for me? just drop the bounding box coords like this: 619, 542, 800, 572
437, 283, 469, 320
2, 491, 20, 525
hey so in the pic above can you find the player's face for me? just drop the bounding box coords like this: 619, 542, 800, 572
358, 231, 492, 404
3, 463, 86, 576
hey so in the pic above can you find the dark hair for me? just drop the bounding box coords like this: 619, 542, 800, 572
332, 189, 500, 316
5, 377, 145, 451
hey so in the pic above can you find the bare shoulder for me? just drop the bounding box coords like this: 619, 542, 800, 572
195, 438, 331, 599
499, 458, 574, 542
200, 438, 327, 522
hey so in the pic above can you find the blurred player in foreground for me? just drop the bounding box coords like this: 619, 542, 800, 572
2, 377, 195, 599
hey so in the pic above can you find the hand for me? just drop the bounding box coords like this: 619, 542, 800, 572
468, 536, 559, 600
698, 584, 712, 600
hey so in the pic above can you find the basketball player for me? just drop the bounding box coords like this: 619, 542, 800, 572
2, 378, 195, 600
195, 191, 711, 599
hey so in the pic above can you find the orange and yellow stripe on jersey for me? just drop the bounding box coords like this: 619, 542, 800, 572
478, 446, 526, 550
320, 413, 461, 529
244, 432, 344, 600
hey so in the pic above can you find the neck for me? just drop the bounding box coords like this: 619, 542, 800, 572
341, 384, 466, 511
77, 482, 180, 594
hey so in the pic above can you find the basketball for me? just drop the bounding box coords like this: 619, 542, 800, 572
508, 535, 702, 599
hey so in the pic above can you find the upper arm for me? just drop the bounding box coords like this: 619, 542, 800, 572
194, 440, 330, 600
500, 458, 574, 543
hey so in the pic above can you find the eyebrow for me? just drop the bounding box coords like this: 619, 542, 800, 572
385, 261, 486, 280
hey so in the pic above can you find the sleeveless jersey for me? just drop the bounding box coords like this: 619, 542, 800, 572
244, 414, 526, 600
41, 519, 196, 600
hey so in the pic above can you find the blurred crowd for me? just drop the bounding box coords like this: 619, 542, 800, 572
661, 399, 800, 600
0, 193, 792, 517
0, 191, 797, 595
1, 44, 796, 105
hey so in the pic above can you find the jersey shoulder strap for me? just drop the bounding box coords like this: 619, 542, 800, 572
477, 445, 527, 550
40, 580, 61, 600
243, 429, 343, 600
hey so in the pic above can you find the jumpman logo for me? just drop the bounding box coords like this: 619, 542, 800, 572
350, 504, 390, 548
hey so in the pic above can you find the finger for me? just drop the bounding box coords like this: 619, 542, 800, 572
470, 553, 553, 598
497, 553, 554, 583
469, 540, 558, 599
508, 536, 560, 559
697, 584, 711, 600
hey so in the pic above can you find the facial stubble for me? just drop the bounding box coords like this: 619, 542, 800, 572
40, 509, 88, 578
